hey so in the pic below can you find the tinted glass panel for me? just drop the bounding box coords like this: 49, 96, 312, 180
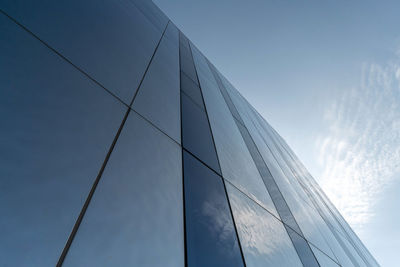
0, 0, 163, 104
183, 152, 243, 267
0, 15, 126, 266
133, 23, 180, 143
226, 183, 302, 267
208, 64, 243, 124
181, 93, 221, 173
64, 112, 184, 266
179, 33, 198, 83
180, 71, 204, 108
190, 45, 278, 216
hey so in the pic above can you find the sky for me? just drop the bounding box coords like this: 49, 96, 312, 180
153, 0, 400, 266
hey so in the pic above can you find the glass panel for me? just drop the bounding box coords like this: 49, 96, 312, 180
133, 23, 180, 143
183, 152, 243, 267
0, 15, 126, 266
334, 230, 368, 267
210, 60, 326, 267
214, 69, 342, 264
64, 112, 184, 266
226, 183, 302, 267
181, 93, 220, 173
285, 227, 319, 267
179, 33, 198, 83
317, 227, 354, 267
180, 71, 204, 109
0, 0, 163, 104
310, 244, 340, 267
208, 63, 243, 124
191, 44, 278, 217
295, 200, 338, 261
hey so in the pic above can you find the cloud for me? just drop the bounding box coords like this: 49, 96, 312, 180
316, 53, 400, 234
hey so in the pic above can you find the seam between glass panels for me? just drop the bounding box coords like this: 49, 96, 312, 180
178, 30, 188, 267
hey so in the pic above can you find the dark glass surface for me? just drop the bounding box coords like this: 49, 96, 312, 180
180, 71, 204, 109
191, 45, 278, 216
285, 226, 320, 267
64, 112, 184, 266
183, 152, 243, 267
226, 183, 303, 267
209, 64, 244, 124
133, 23, 181, 143
181, 93, 221, 173
235, 119, 299, 225
0, 0, 163, 104
179, 33, 198, 83
0, 14, 126, 266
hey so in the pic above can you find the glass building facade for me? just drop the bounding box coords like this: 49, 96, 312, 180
0, 1, 379, 266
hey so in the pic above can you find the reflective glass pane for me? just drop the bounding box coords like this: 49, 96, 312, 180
191, 45, 277, 216
285, 227, 319, 267
63, 112, 184, 266
0, 0, 163, 104
232, 98, 338, 259
334, 230, 368, 267
181, 93, 221, 173
133, 23, 180, 143
0, 15, 126, 266
226, 183, 302, 267
180, 71, 204, 109
183, 152, 244, 267
179, 33, 198, 83
234, 114, 301, 232
208, 63, 243, 124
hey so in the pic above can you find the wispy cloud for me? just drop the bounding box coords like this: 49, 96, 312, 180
316, 52, 400, 234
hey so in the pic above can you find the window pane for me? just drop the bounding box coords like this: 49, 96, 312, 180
226, 183, 302, 267
63, 112, 184, 266
181, 93, 221, 173
0, 15, 126, 266
285, 226, 319, 267
183, 151, 243, 267
180, 71, 204, 109
191, 45, 278, 217
179, 33, 198, 83
0, 0, 163, 104
133, 23, 180, 143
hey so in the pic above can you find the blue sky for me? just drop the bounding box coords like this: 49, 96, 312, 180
154, 0, 400, 265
